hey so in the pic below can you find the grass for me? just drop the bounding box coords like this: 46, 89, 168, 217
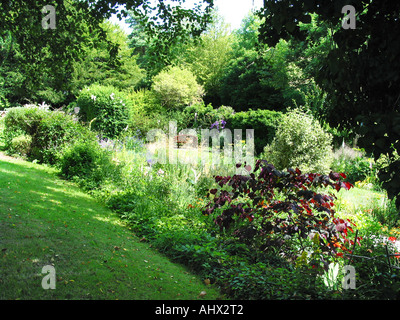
334, 185, 400, 239
0, 154, 223, 300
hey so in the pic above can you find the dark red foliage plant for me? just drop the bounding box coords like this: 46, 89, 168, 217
202, 160, 360, 262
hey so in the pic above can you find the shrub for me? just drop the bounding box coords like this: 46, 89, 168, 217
32, 110, 93, 164
76, 84, 130, 138
59, 139, 117, 190
263, 108, 333, 174
3, 105, 47, 137
182, 103, 234, 129
3, 105, 92, 164
227, 109, 283, 155
9, 134, 32, 157
202, 160, 358, 262
331, 144, 375, 184
127, 88, 163, 115
152, 66, 204, 110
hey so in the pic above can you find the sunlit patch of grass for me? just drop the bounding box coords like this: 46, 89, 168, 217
334, 186, 399, 236
0, 154, 223, 300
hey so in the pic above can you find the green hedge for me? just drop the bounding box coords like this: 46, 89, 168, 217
3, 105, 95, 165
76, 84, 131, 139
227, 109, 283, 155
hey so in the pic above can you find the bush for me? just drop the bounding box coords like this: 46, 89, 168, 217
152, 66, 204, 110
182, 103, 234, 129
3, 105, 93, 164
9, 134, 32, 157
202, 160, 357, 261
227, 109, 283, 155
59, 139, 117, 190
124, 89, 173, 136
263, 108, 333, 174
76, 84, 131, 138
181, 104, 283, 155
331, 144, 376, 184
33, 110, 93, 164
3, 104, 47, 137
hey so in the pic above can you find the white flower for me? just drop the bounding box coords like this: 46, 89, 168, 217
91, 95, 96, 102
110, 93, 115, 100
157, 169, 165, 176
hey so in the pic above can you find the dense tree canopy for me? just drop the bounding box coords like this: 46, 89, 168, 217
0, 0, 214, 106
257, 0, 400, 207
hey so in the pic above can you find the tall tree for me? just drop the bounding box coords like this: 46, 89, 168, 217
180, 9, 233, 105
0, 0, 214, 104
257, 0, 400, 207
71, 21, 145, 95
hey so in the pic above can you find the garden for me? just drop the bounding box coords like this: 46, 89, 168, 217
1, 97, 400, 300
1, 0, 400, 300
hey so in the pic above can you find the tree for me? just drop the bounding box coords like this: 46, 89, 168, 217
0, 0, 214, 105
71, 21, 145, 95
257, 0, 400, 207
152, 66, 204, 110
218, 13, 296, 111
180, 9, 234, 106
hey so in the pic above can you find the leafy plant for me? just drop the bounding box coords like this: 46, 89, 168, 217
331, 145, 376, 185
59, 139, 118, 190
9, 134, 32, 157
263, 108, 333, 174
152, 66, 204, 110
76, 84, 131, 139
228, 108, 283, 154
3, 105, 92, 164
202, 160, 359, 262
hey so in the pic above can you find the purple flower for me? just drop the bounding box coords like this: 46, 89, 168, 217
210, 121, 219, 130
210, 119, 226, 130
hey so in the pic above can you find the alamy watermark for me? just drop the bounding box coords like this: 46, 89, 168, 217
41, 5, 56, 29
342, 5, 356, 29
323, 263, 356, 290
41, 265, 56, 290
146, 121, 255, 174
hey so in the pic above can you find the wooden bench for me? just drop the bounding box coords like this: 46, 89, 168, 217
174, 134, 198, 148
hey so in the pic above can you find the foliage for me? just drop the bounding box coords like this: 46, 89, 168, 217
263, 108, 333, 174
152, 66, 204, 110
202, 160, 357, 262
331, 146, 376, 184
217, 14, 306, 111
340, 235, 400, 300
126, 0, 213, 71
219, 48, 283, 111
125, 88, 174, 136
0, 0, 213, 107
70, 21, 145, 96
182, 102, 234, 129
180, 9, 234, 106
3, 105, 92, 164
228, 109, 283, 155
76, 84, 131, 139
0, 1, 106, 106
59, 139, 117, 190
0, 30, 17, 108
8, 134, 32, 157
257, 0, 400, 209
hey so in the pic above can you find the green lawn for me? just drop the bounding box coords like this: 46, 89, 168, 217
0, 154, 222, 300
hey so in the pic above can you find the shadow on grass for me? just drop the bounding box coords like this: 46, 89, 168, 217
0, 157, 221, 300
